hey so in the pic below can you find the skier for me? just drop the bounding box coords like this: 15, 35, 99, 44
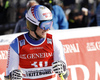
5, 5, 69, 80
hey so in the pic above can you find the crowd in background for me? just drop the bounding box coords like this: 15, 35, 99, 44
0, 0, 100, 35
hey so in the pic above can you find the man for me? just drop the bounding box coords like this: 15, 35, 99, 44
68, 8, 88, 29
89, 2, 100, 26
5, 5, 69, 80
14, 0, 39, 33
37, 0, 69, 29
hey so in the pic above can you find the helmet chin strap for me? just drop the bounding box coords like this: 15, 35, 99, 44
28, 25, 42, 40
28, 31, 42, 40
34, 26, 42, 40
34, 31, 42, 40
28, 32, 38, 40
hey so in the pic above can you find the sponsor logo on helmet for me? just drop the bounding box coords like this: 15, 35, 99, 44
43, 12, 52, 18
40, 6, 45, 9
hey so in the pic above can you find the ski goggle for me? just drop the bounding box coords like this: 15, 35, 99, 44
39, 20, 53, 30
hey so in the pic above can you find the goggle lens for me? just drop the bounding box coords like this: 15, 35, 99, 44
39, 20, 53, 30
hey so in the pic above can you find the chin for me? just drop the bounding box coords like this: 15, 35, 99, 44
42, 36, 46, 38
41, 35, 46, 38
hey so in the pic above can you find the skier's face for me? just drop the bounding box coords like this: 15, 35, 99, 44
36, 26, 49, 38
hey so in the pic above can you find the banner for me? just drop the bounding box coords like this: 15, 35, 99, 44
0, 27, 100, 80
61, 36, 100, 80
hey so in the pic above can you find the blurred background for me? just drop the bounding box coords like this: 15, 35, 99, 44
0, 0, 100, 35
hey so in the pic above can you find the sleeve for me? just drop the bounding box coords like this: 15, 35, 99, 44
6, 38, 19, 76
14, 21, 20, 33
57, 5, 69, 29
52, 35, 67, 65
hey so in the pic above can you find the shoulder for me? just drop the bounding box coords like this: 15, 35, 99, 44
17, 32, 27, 40
52, 5, 61, 8
17, 18, 26, 24
52, 5, 63, 10
10, 33, 26, 47
47, 33, 60, 42
47, 33, 52, 37
9, 37, 19, 53
52, 5, 64, 16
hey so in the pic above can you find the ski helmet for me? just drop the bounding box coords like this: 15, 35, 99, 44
25, 5, 53, 31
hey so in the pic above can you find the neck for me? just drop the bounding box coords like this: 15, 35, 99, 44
28, 31, 39, 40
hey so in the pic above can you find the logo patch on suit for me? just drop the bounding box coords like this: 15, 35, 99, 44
47, 38, 52, 44
20, 39, 25, 46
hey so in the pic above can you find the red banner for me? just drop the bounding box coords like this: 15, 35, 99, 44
60, 36, 100, 80
0, 45, 9, 80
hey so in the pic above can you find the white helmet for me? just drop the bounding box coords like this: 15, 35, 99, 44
25, 5, 52, 27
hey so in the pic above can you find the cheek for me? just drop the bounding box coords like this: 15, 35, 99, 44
37, 26, 43, 31
36, 28, 43, 34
